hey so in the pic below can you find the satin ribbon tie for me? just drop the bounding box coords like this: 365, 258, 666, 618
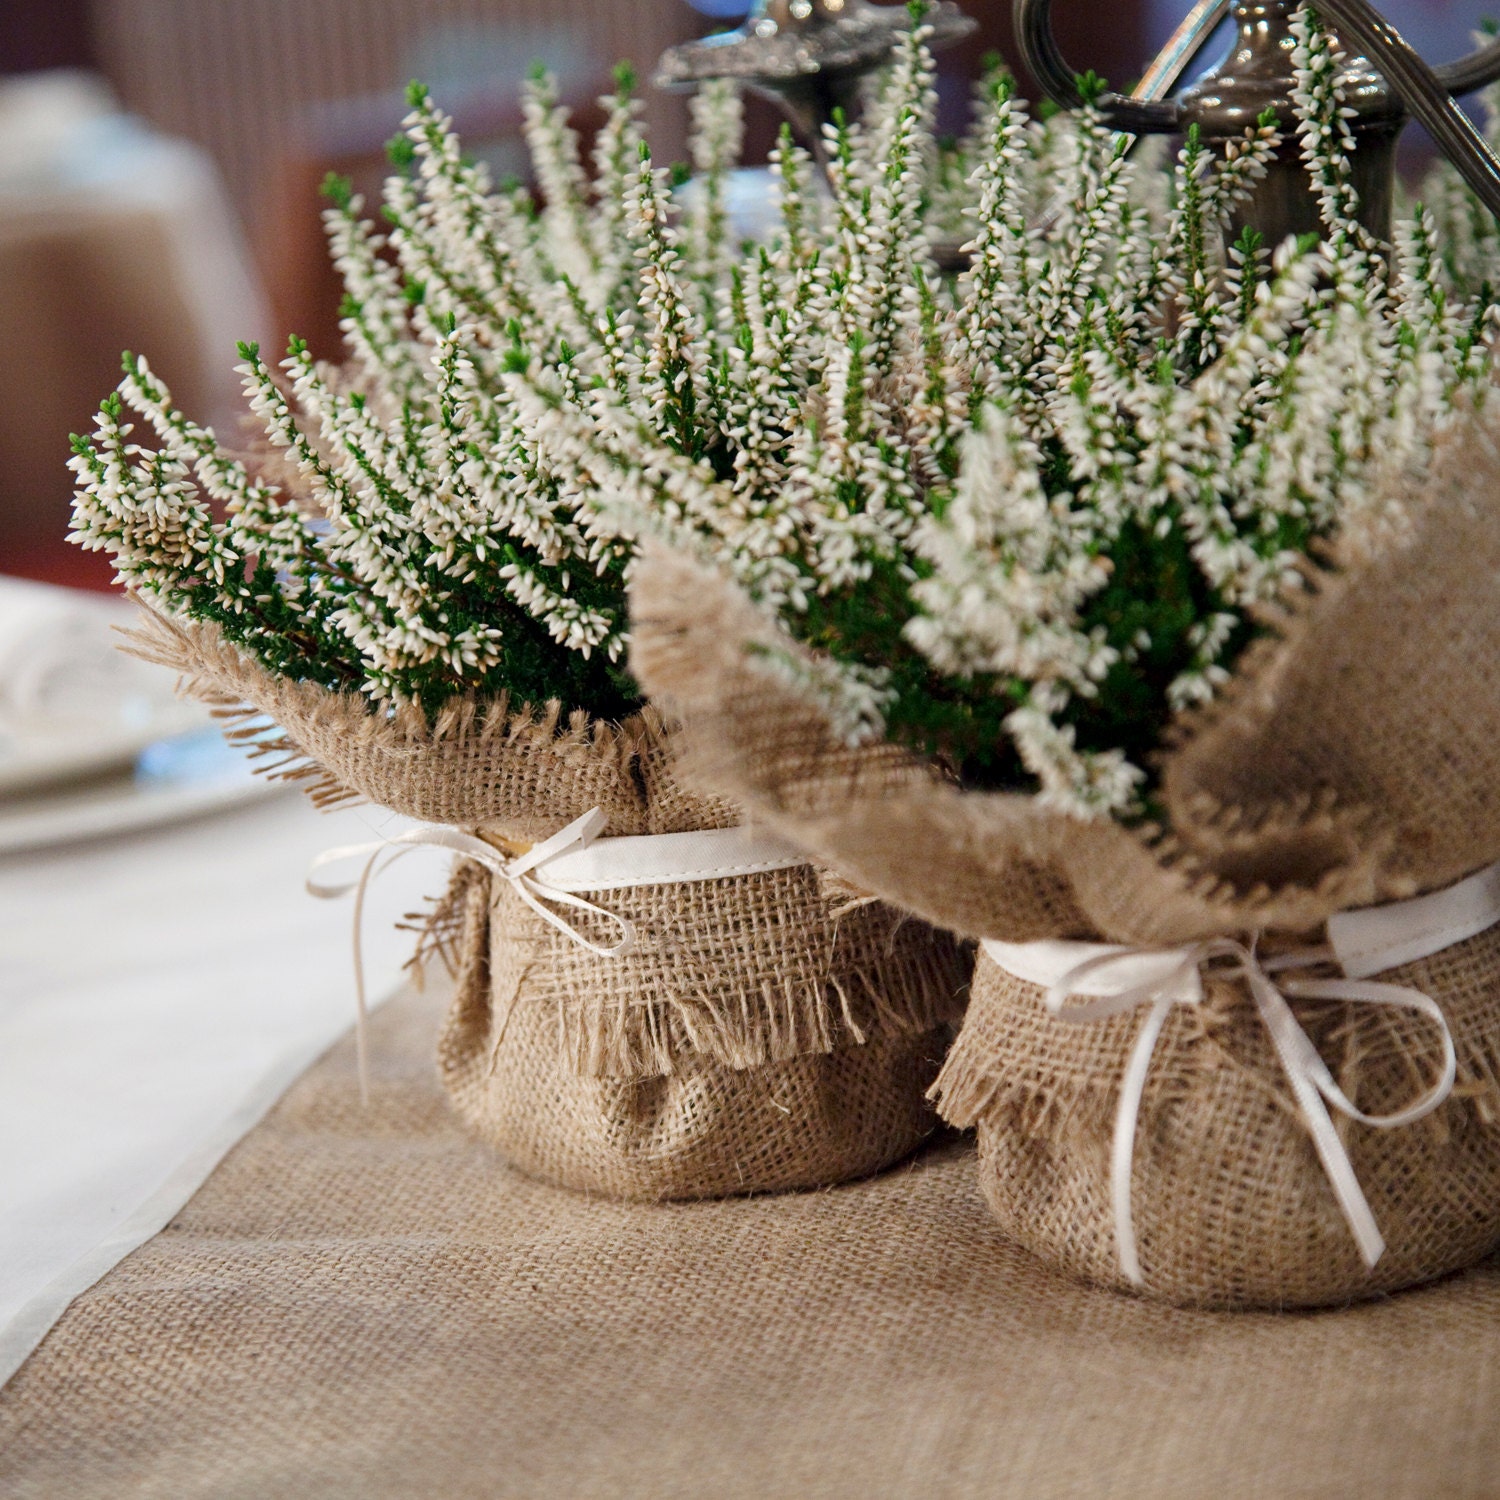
1042, 938, 1457, 1286
307, 808, 635, 1097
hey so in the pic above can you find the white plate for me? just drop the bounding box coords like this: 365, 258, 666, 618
0, 729, 292, 855
0, 699, 211, 800
0, 578, 214, 799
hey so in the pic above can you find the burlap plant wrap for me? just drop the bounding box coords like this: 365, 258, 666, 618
628, 416, 1500, 1305
129, 611, 969, 1202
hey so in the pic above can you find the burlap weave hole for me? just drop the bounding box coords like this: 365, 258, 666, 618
933, 933, 1500, 1309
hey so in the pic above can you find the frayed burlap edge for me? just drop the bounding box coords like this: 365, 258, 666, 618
629, 410, 1500, 946
928, 970, 1500, 1141
412, 854, 970, 1078
128, 607, 964, 1076
552, 941, 969, 1077
121, 608, 659, 836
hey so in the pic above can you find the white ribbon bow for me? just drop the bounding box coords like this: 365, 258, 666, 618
307, 809, 635, 1097
988, 936, 1458, 1286
308, 809, 810, 1100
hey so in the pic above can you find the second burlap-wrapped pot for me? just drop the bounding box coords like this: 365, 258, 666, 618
431, 846, 963, 1201
134, 610, 969, 1201
629, 420, 1500, 1304
933, 922, 1498, 1308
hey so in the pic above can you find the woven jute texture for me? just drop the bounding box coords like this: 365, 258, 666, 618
629, 412, 1500, 1301
933, 938, 1500, 1310
6, 981, 1500, 1500
629, 419, 1500, 946
124, 610, 666, 840
433, 859, 967, 1200
131, 609, 968, 1196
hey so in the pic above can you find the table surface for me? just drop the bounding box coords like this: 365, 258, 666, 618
0, 786, 448, 1385
2, 979, 1497, 1500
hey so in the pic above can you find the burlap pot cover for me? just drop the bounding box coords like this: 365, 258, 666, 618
125, 608, 971, 1199
929, 930, 1500, 1310
629, 412, 1500, 1296
432, 857, 967, 1201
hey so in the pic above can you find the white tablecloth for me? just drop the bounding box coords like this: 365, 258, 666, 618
0, 790, 450, 1387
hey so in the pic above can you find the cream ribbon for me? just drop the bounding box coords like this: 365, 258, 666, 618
982, 859, 1500, 1286
308, 808, 808, 1098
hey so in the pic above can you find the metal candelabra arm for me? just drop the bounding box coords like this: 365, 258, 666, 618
1435, 33, 1500, 96
1311, 0, 1500, 222
1014, 0, 1500, 239
1012, 0, 1225, 129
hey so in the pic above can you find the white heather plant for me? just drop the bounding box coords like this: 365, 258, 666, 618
1420, 21, 1500, 301
70, 5, 1499, 820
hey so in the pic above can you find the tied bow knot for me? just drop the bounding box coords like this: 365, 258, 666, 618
307, 808, 637, 1099
306, 809, 811, 1102
1036, 937, 1457, 1286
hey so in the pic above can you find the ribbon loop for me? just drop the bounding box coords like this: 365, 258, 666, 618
992, 931, 1461, 1288
309, 809, 637, 961
1277, 975, 1459, 1130
307, 809, 638, 1101
307, 811, 811, 1103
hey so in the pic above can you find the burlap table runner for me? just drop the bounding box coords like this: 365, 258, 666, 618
4, 981, 1500, 1499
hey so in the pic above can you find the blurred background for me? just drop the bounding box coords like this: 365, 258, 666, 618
0, 0, 1479, 592
0, 0, 1160, 592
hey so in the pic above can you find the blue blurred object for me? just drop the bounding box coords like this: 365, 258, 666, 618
687, 0, 754, 16
135, 724, 272, 790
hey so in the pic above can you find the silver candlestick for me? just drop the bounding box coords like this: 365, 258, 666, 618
655, 0, 976, 164
1015, 0, 1500, 244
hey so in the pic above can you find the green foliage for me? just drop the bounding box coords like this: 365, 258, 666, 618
67, 12, 1500, 821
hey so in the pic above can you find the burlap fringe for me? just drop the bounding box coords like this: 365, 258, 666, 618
630, 409, 1500, 945
120, 608, 647, 828
404, 859, 487, 982
929, 1009, 1215, 1141
413, 858, 970, 1078
932, 1049, 1112, 1138
929, 984, 1500, 1140
554, 942, 966, 1077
